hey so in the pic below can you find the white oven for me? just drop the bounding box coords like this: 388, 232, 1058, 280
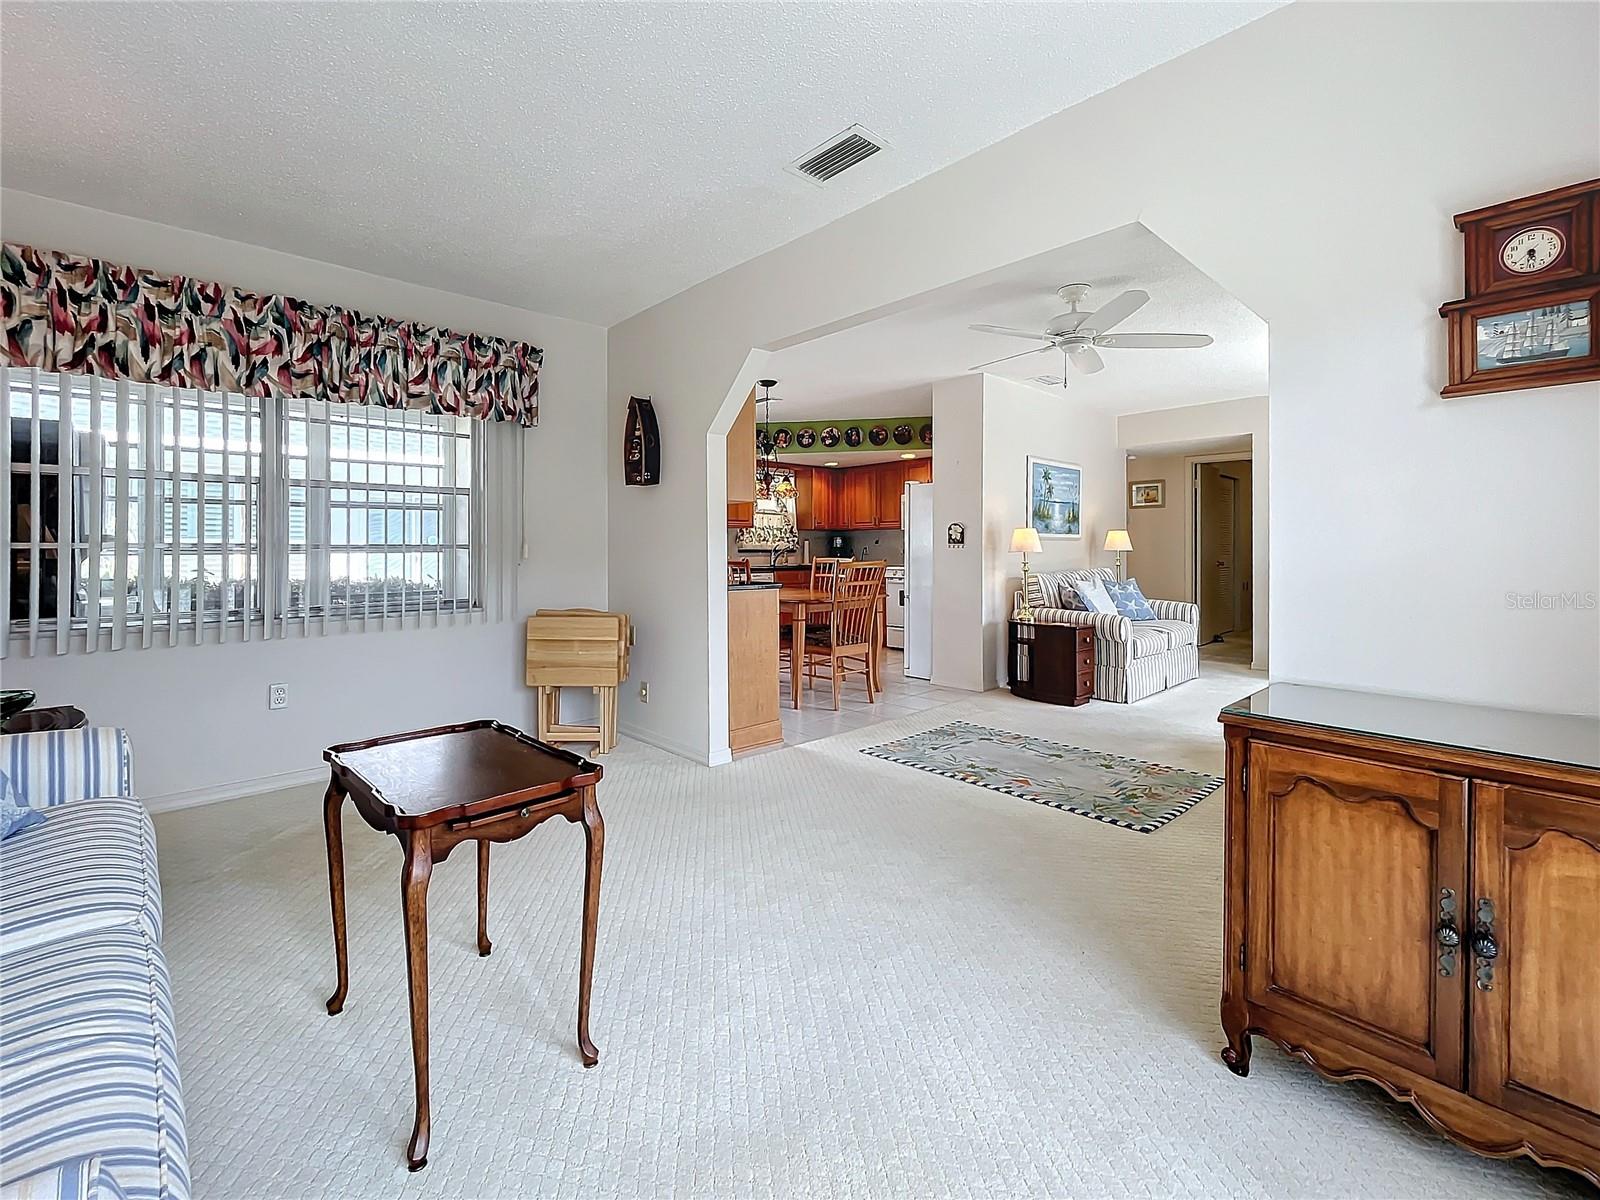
884, 566, 906, 649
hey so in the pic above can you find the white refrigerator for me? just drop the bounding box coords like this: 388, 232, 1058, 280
902, 481, 934, 680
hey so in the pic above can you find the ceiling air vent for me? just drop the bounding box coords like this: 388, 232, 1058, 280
787, 124, 887, 184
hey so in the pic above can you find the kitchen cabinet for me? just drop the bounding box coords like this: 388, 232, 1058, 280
842, 468, 876, 529
745, 457, 929, 532
1219, 685, 1600, 1188
727, 585, 783, 753
873, 461, 907, 527
726, 391, 756, 527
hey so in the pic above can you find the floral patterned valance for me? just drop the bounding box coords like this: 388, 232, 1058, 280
0, 243, 540, 426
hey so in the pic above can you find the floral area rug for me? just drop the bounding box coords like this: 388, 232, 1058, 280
860, 720, 1222, 833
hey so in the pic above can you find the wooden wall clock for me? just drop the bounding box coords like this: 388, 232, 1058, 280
1439, 179, 1599, 397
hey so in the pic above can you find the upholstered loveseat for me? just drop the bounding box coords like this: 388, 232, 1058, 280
0, 728, 190, 1200
1023, 567, 1199, 703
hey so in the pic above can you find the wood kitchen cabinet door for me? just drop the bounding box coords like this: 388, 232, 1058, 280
1245, 741, 1468, 1086
842, 468, 875, 529
1469, 782, 1600, 1150
905, 458, 932, 484
812, 468, 839, 529
873, 461, 907, 528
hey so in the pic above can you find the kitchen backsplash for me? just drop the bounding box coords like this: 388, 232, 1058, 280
727, 529, 905, 567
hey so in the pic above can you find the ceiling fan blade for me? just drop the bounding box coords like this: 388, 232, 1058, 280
1080, 289, 1149, 335
969, 323, 1053, 341
969, 343, 1054, 371
1067, 344, 1105, 374
1096, 332, 1214, 349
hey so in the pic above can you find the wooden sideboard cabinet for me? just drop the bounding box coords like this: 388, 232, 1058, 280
1218, 684, 1600, 1188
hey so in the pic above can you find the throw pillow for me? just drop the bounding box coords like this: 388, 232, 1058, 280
1104, 577, 1158, 621
0, 768, 45, 841
1070, 576, 1120, 616
1052, 575, 1089, 611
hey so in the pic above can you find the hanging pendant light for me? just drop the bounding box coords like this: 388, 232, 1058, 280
755, 378, 780, 497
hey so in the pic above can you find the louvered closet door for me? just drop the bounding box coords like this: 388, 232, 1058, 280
1197, 465, 1236, 643
1245, 741, 1469, 1086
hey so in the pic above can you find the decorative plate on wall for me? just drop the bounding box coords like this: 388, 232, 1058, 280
797, 428, 816, 448
869, 425, 889, 445
820, 426, 841, 447
844, 426, 863, 447
893, 424, 914, 445
919, 423, 934, 446
774, 428, 792, 448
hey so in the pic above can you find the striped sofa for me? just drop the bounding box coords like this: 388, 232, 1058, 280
1023, 567, 1200, 703
0, 729, 190, 1200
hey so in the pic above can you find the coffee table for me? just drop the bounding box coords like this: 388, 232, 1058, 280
321, 720, 604, 1171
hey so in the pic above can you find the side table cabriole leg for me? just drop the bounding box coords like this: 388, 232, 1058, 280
476, 839, 492, 957
577, 785, 604, 1068
401, 830, 434, 1171
323, 779, 350, 1015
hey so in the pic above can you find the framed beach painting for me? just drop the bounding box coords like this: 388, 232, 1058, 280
1027, 456, 1081, 539
1130, 479, 1165, 508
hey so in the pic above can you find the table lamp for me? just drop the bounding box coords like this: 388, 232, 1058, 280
1104, 529, 1133, 580
1011, 527, 1043, 620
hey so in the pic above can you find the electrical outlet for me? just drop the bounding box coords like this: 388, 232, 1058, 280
639, 682, 649, 703
268, 683, 289, 711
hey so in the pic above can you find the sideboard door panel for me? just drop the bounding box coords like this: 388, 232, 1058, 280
1470, 782, 1600, 1150
1246, 742, 1468, 1085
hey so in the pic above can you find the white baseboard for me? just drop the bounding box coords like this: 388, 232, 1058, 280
618, 722, 728, 766
144, 766, 327, 814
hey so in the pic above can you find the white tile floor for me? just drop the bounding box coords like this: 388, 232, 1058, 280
777, 648, 974, 746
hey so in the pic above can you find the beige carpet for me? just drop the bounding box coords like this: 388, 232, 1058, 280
154, 657, 1586, 1198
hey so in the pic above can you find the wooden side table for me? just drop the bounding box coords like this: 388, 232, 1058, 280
322, 720, 604, 1171
1008, 619, 1094, 706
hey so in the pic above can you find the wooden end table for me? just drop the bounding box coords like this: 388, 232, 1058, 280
322, 720, 604, 1172
1008, 619, 1095, 706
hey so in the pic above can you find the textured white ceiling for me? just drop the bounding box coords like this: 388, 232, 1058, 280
0, 2, 1278, 326
765, 223, 1267, 420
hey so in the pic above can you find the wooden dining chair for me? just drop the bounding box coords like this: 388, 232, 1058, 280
728, 558, 752, 584
809, 557, 852, 595
802, 570, 879, 710
838, 560, 888, 690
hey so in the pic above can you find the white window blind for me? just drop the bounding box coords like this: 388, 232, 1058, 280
2, 367, 522, 657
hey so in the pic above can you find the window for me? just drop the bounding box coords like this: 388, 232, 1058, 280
3, 368, 502, 655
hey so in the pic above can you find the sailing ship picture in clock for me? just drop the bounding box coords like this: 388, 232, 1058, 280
1440, 178, 1600, 397
1476, 302, 1591, 370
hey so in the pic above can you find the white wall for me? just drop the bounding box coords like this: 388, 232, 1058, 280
0, 190, 609, 802
980, 375, 1121, 688
1119, 396, 1269, 668
929, 375, 985, 690
607, 1, 1600, 761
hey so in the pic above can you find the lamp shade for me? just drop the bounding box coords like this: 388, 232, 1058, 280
1103, 529, 1133, 553
1010, 527, 1043, 555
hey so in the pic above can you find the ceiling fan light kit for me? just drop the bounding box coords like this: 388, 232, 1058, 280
969, 283, 1214, 388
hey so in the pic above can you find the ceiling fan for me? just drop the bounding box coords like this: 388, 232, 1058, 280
968, 284, 1213, 387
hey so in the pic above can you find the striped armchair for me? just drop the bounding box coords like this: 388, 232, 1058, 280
1023, 567, 1200, 703
0, 728, 190, 1200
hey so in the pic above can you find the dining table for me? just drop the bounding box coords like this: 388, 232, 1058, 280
777, 584, 883, 707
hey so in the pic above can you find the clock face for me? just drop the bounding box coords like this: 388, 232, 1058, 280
1500, 226, 1565, 275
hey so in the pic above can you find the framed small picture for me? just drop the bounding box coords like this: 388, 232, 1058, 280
1130, 480, 1165, 509
1027, 456, 1081, 539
